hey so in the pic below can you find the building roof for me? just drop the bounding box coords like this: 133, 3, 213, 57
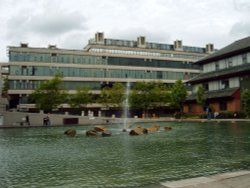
188, 63, 250, 84
196, 36, 250, 64
186, 87, 239, 101
87, 33, 210, 54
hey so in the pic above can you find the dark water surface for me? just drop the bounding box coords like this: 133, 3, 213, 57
0, 121, 250, 187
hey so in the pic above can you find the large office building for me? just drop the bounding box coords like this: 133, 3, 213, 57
184, 36, 250, 114
5, 32, 213, 112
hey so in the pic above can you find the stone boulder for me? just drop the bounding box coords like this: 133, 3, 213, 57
164, 126, 172, 131
94, 125, 106, 132
64, 128, 76, 137
129, 127, 147, 136
86, 130, 98, 136
146, 124, 160, 133
102, 130, 112, 137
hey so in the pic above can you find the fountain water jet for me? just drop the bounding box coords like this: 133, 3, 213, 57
122, 81, 130, 131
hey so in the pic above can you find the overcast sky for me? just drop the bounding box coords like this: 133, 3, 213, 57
0, 0, 250, 62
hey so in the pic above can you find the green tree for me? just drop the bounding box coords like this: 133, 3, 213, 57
196, 85, 205, 107
99, 83, 125, 107
130, 81, 169, 117
169, 80, 187, 112
69, 86, 92, 108
31, 75, 67, 112
242, 89, 250, 118
2, 77, 9, 97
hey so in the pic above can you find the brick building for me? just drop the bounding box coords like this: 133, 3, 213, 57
184, 36, 250, 114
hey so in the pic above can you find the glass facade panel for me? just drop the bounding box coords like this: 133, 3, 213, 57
9, 64, 198, 81
9, 80, 102, 90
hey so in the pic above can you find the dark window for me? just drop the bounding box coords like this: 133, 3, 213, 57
219, 101, 227, 111
215, 62, 219, 70
221, 80, 229, 89
157, 71, 163, 79
242, 54, 247, 64
203, 83, 209, 91
228, 58, 233, 67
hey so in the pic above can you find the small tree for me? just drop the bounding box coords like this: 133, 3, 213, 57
242, 89, 250, 118
31, 75, 67, 112
130, 82, 152, 112
69, 86, 92, 108
169, 80, 187, 113
130, 81, 169, 117
98, 83, 125, 108
2, 77, 9, 97
196, 85, 205, 108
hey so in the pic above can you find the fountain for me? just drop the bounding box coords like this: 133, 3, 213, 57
122, 81, 130, 132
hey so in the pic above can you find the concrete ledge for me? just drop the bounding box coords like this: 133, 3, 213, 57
209, 170, 250, 180
161, 177, 215, 188
161, 170, 250, 188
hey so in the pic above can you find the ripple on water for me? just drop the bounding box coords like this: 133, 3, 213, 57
0, 122, 250, 187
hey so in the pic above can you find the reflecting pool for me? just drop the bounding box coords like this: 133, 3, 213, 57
0, 121, 250, 187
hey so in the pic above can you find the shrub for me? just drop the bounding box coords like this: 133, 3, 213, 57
216, 111, 237, 119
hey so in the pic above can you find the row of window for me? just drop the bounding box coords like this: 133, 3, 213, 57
10, 52, 106, 65
203, 53, 250, 73
10, 80, 177, 91
10, 65, 197, 80
91, 39, 206, 53
9, 81, 102, 90
9, 51, 200, 69
90, 48, 204, 60
108, 57, 199, 69
193, 77, 240, 92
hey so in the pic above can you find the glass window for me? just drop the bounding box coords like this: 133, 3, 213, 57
221, 80, 229, 89
242, 54, 247, 64
228, 58, 232, 67
215, 62, 219, 70
203, 83, 209, 91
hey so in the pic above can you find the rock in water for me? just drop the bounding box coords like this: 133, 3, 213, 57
129, 127, 146, 136
102, 130, 112, 137
86, 130, 98, 136
146, 125, 160, 133
94, 125, 106, 132
64, 128, 76, 137
164, 127, 172, 131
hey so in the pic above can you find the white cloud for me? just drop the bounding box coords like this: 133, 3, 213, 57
230, 22, 250, 37
5, 6, 87, 39
0, 0, 250, 61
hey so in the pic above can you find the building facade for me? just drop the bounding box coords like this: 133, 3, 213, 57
184, 36, 250, 115
6, 32, 212, 113
0, 63, 9, 111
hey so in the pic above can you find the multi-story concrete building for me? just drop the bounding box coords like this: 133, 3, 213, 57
6, 32, 212, 113
184, 36, 250, 115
